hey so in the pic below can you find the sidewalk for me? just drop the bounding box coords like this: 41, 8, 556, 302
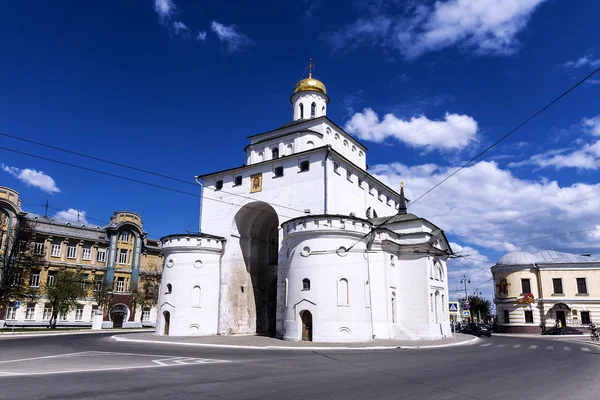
0, 328, 153, 339
112, 332, 478, 350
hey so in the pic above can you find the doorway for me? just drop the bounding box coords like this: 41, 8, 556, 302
109, 304, 127, 328
163, 311, 170, 335
556, 311, 566, 327
300, 310, 313, 341
235, 202, 279, 335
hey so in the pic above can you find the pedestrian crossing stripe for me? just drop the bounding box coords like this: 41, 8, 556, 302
581, 347, 590, 352
529, 345, 537, 349
546, 346, 554, 350
512, 344, 521, 348
563, 346, 571, 351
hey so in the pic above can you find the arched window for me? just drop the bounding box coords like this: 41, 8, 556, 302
257, 152, 264, 162
272, 147, 279, 159
286, 144, 293, 156
322, 106, 325, 114
166, 283, 172, 294
311, 102, 316, 118
372, 209, 378, 218
435, 290, 441, 324
299, 103, 304, 119
366, 207, 372, 218
192, 285, 201, 307
302, 278, 310, 291
338, 278, 349, 305
306, 141, 314, 149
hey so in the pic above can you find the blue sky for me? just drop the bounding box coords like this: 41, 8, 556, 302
1, 0, 599, 300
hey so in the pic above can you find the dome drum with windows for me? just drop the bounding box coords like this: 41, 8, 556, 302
291, 59, 329, 121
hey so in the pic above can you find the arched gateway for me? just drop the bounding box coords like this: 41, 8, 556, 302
234, 201, 279, 335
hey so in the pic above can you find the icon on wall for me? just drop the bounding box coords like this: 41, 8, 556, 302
250, 174, 263, 193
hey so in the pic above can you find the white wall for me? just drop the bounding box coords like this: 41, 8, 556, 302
281, 216, 373, 342
291, 91, 327, 121
155, 235, 224, 336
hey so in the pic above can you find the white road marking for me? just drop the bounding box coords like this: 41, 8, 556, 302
496, 344, 505, 348
564, 346, 571, 351
0, 351, 230, 378
0, 351, 97, 364
481, 343, 492, 347
512, 344, 521, 348
529, 345, 538, 349
546, 346, 554, 350
581, 347, 590, 352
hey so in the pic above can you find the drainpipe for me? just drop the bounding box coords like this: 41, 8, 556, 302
323, 145, 331, 214
194, 176, 204, 233
216, 240, 225, 335
534, 263, 545, 328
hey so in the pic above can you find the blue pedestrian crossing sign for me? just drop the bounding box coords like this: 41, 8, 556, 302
14, 301, 20, 309
463, 310, 471, 318
448, 302, 459, 315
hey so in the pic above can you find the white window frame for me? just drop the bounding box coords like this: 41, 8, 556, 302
121, 232, 130, 242
6, 305, 17, 320
43, 304, 52, 321
116, 278, 125, 293
119, 249, 128, 265
97, 249, 106, 262
51, 244, 61, 257
142, 309, 151, 322
34, 242, 45, 255
67, 246, 77, 259
47, 273, 56, 286
82, 247, 91, 261
75, 305, 84, 321
29, 271, 41, 288
25, 304, 36, 320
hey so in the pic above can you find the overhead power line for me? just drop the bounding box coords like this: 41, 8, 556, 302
0, 131, 309, 215
344, 67, 599, 253
409, 67, 600, 206
0, 145, 299, 221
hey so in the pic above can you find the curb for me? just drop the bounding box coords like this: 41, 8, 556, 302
0, 329, 152, 339
110, 335, 479, 351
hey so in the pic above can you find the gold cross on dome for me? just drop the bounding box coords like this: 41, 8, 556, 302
400, 181, 404, 189
307, 58, 315, 78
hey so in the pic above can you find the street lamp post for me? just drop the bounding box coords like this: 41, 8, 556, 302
460, 275, 471, 323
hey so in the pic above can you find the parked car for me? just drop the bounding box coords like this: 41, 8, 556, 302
462, 323, 492, 337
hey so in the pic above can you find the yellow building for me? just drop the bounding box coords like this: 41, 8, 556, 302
0, 186, 163, 328
492, 250, 600, 334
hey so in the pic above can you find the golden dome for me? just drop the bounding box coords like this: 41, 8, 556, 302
293, 75, 326, 95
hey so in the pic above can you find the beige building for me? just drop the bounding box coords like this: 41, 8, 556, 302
492, 250, 600, 333
0, 186, 163, 328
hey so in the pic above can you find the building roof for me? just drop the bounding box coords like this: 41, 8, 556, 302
369, 213, 420, 225
534, 250, 599, 263
496, 251, 538, 266
495, 250, 599, 266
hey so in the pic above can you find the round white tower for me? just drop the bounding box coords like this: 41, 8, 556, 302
155, 233, 225, 337
290, 62, 329, 121
279, 215, 373, 342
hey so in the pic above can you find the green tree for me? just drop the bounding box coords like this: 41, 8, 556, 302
132, 267, 161, 321
92, 273, 113, 316
467, 295, 492, 322
0, 219, 44, 309
43, 270, 88, 329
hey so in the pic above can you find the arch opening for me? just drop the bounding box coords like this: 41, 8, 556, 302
163, 310, 170, 335
300, 310, 313, 341
234, 201, 279, 335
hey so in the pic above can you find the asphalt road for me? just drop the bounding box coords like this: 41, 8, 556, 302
0, 333, 599, 400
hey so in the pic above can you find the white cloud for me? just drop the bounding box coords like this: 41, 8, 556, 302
345, 108, 478, 151
153, 0, 176, 24
509, 116, 600, 170
370, 160, 600, 256
53, 209, 88, 224
196, 30, 207, 42
447, 243, 493, 302
587, 79, 600, 85
1, 163, 60, 194
583, 116, 600, 136
326, 0, 548, 59
562, 55, 600, 69
172, 21, 191, 39
210, 21, 254, 54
